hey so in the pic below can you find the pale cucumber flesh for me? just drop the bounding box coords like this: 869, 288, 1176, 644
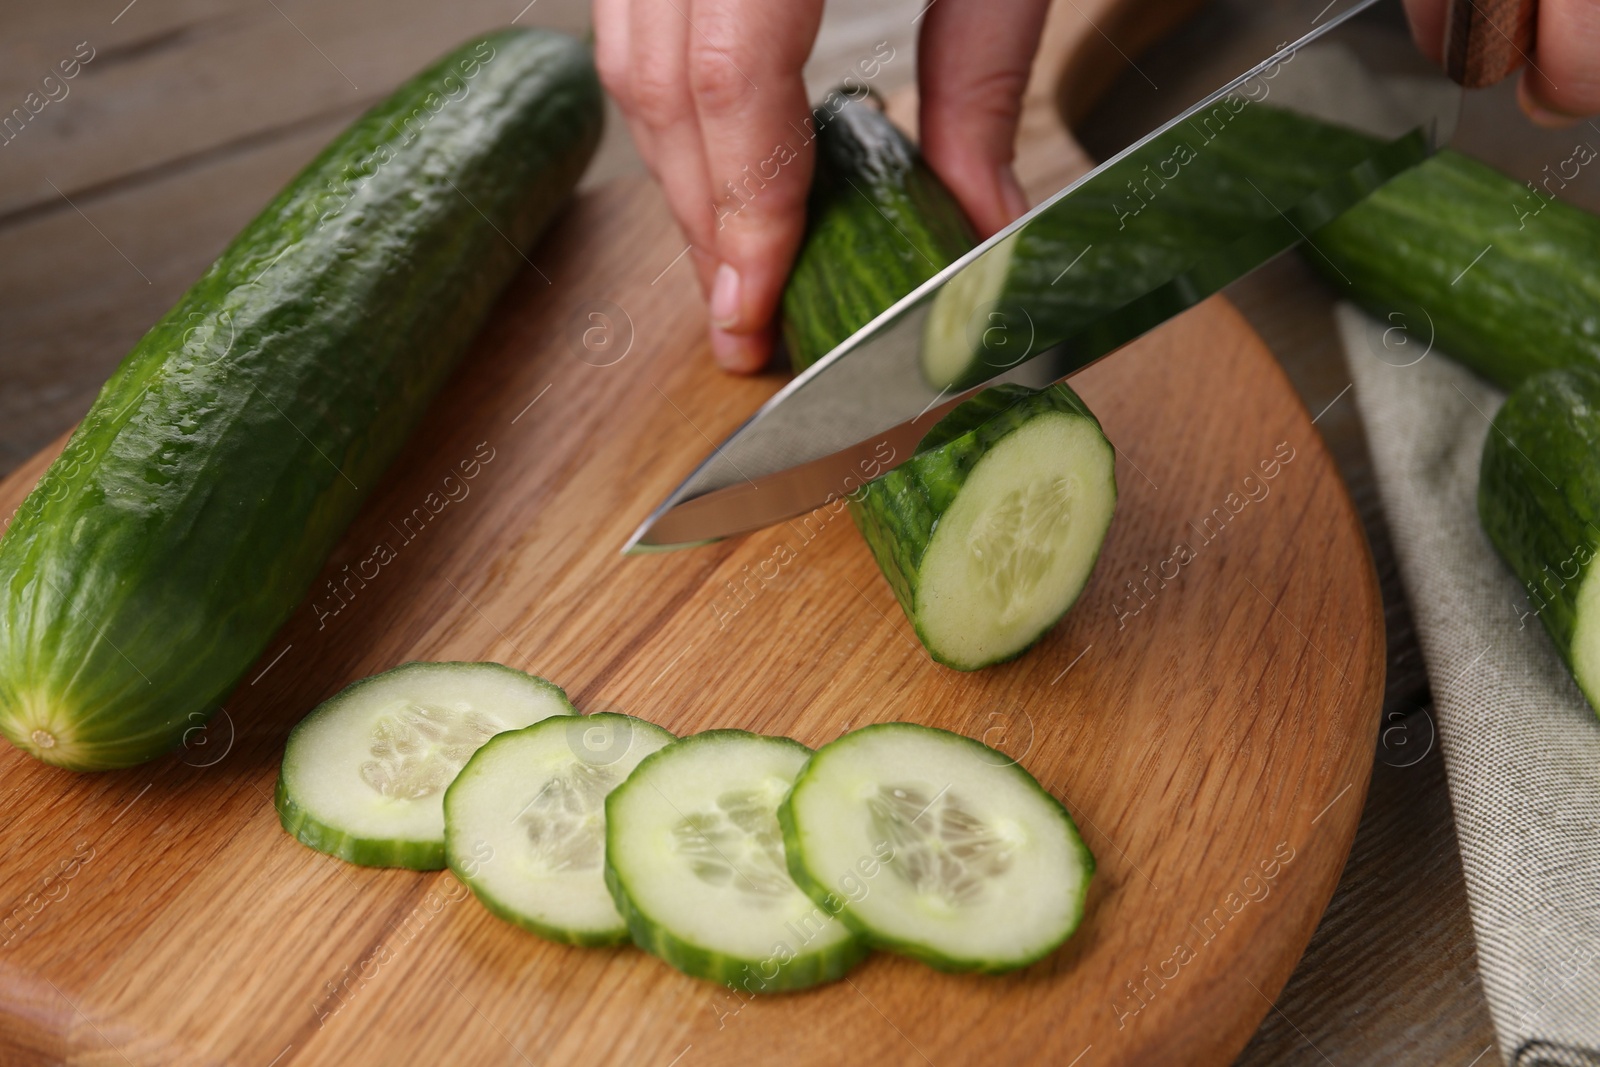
852, 383, 1117, 670
780, 722, 1093, 972
1576, 568, 1600, 709
920, 229, 1019, 390
918, 413, 1115, 668
444, 712, 675, 945
604, 729, 867, 991
276, 661, 576, 869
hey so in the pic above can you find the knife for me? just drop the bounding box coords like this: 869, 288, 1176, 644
626, 0, 1536, 553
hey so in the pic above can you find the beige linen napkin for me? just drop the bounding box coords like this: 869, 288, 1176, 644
1339, 303, 1600, 1067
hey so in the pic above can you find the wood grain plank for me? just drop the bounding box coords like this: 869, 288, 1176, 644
0, 0, 592, 219
0, 0, 626, 436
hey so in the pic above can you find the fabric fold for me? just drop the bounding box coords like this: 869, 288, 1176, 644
1339, 303, 1600, 1065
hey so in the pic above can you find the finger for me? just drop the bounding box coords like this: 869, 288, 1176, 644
595, 0, 656, 183
917, 0, 1050, 237
593, 0, 633, 111
1401, 0, 1446, 66
628, 0, 720, 294
595, 0, 665, 224
1520, 0, 1600, 122
687, 0, 824, 373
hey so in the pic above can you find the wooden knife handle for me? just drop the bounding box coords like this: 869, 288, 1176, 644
1445, 0, 1539, 88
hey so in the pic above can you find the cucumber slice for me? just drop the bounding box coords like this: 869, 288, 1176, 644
604, 730, 868, 992
444, 712, 675, 945
850, 382, 1117, 670
779, 722, 1093, 973
276, 661, 576, 869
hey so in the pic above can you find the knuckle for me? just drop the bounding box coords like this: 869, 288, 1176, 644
956, 66, 1028, 120
686, 44, 750, 115
728, 169, 809, 221
628, 61, 688, 129
921, 71, 1025, 163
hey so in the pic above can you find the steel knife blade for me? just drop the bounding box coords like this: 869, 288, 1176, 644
626, 0, 1461, 552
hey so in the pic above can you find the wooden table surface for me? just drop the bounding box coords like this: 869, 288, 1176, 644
6, 0, 1592, 1063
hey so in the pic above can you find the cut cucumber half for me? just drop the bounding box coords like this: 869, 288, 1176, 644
851, 382, 1117, 670
604, 730, 868, 991
779, 722, 1093, 973
444, 712, 676, 945
276, 661, 576, 869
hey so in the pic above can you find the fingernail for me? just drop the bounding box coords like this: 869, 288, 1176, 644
710, 327, 765, 374
1525, 101, 1583, 129
710, 263, 741, 329
1519, 80, 1584, 128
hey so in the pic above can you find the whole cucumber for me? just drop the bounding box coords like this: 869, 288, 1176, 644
0, 29, 602, 770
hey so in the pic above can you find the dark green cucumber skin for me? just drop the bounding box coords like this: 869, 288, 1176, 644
274, 773, 447, 871
1479, 366, 1600, 705
469, 871, 628, 949
605, 860, 869, 992
603, 729, 869, 992
1310, 149, 1600, 391
0, 30, 601, 770
780, 95, 975, 372
849, 382, 1115, 670
275, 661, 578, 870
945, 103, 1407, 388
777, 722, 1095, 974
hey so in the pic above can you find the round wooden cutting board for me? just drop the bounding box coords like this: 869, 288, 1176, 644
0, 0, 1383, 1063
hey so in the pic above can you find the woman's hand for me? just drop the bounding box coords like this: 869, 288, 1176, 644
594, 0, 1051, 373
1403, 0, 1600, 123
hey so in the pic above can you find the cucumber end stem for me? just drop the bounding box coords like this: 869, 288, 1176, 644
1, 696, 100, 770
